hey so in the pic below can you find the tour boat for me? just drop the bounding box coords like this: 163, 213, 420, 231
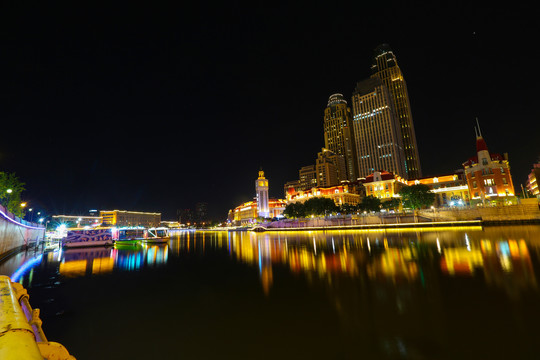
142, 227, 170, 243
113, 227, 146, 246
61, 228, 114, 248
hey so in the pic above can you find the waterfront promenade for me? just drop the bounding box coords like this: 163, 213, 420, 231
254, 199, 540, 231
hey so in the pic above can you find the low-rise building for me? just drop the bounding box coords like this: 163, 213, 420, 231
526, 162, 540, 197
363, 171, 407, 200
228, 199, 287, 225
286, 181, 363, 206
462, 126, 516, 205
407, 172, 470, 207
51, 215, 102, 228
100, 210, 161, 227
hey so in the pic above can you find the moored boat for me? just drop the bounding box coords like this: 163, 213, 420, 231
113, 227, 146, 245
143, 227, 170, 243
62, 228, 114, 248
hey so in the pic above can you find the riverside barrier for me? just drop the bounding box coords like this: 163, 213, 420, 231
258, 200, 540, 231
0, 275, 75, 360
0, 204, 45, 261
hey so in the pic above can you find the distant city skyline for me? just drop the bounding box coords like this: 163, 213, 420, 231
1, 3, 537, 220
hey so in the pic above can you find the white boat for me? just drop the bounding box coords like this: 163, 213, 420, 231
61, 228, 114, 248
143, 227, 170, 243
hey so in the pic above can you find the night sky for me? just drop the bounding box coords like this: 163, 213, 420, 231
1, 2, 538, 221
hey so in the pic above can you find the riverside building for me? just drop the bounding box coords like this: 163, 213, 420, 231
363, 171, 408, 200
526, 162, 540, 197
99, 210, 161, 227
323, 94, 357, 181
351, 77, 406, 179
285, 181, 363, 207
407, 172, 470, 207
228, 170, 287, 225
370, 44, 421, 179
462, 125, 516, 205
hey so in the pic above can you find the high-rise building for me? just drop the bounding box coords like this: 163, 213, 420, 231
323, 94, 357, 181
315, 148, 346, 187
351, 77, 406, 178
255, 170, 270, 218
298, 165, 317, 191
371, 44, 421, 179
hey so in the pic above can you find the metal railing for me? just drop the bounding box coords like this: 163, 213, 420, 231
0, 275, 75, 360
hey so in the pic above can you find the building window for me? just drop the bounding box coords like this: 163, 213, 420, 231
473, 181, 477, 188
502, 178, 507, 185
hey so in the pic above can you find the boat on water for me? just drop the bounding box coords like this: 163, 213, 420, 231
142, 227, 170, 243
61, 228, 114, 248
113, 227, 146, 246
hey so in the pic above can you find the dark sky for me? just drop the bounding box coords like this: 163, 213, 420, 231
1, 2, 538, 221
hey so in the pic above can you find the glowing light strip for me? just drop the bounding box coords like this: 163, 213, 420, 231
260, 220, 482, 231
0, 208, 45, 230
11, 254, 43, 282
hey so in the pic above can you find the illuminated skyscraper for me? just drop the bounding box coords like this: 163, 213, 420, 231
323, 94, 357, 181
371, 44, 421, 179
255, 170, 269, 218
351, 77, 406, 178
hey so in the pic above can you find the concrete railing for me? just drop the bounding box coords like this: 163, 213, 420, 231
0, 204, 45, 259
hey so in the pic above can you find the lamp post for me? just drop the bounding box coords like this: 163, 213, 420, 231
29, 208, 34, 222
20, 202, 27, 220
5, 189, 12, 209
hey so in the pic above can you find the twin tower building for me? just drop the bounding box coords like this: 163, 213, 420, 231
323, 44, 421, 185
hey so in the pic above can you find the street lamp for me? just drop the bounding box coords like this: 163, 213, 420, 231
4, 189, 12, 209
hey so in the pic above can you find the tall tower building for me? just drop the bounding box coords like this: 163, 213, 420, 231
351, 77, 406, 178
323, 94, 357, 181
255, 169, 269, 218
371, 44, 421, 179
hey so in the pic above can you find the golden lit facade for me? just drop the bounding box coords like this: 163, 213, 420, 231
371, 44, 421, 179
99, 210, 161, 227
229, 199, 287, 224
407, 173, 470, 207
323, 93, 357, 181
526, 163, 540, 197
351, 77, 406, 179
363, 171, 407, 199
462, 128, 515, 205
256, 170, 270, 218
286, 182, 362, 206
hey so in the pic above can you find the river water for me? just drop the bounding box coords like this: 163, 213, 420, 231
1, 225, 540, 360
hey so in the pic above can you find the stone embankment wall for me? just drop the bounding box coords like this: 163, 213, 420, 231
265, 199, 540, 230
418, 199, 540, 223
0, 204, 45, 259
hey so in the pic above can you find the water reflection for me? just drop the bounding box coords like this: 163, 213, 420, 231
2, 226, 540, 359
168, 226, 540, 300
5, 243, 170, 285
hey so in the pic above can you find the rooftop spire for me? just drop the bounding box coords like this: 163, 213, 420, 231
474, 118, 489, 153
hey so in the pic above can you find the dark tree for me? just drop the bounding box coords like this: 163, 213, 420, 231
399, 184, 436, 209
381, 197, 401, 211
283, 202, 306, 218
340, 203, 358, 214
304, 197, 338, 216
360, 195, 381, 212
